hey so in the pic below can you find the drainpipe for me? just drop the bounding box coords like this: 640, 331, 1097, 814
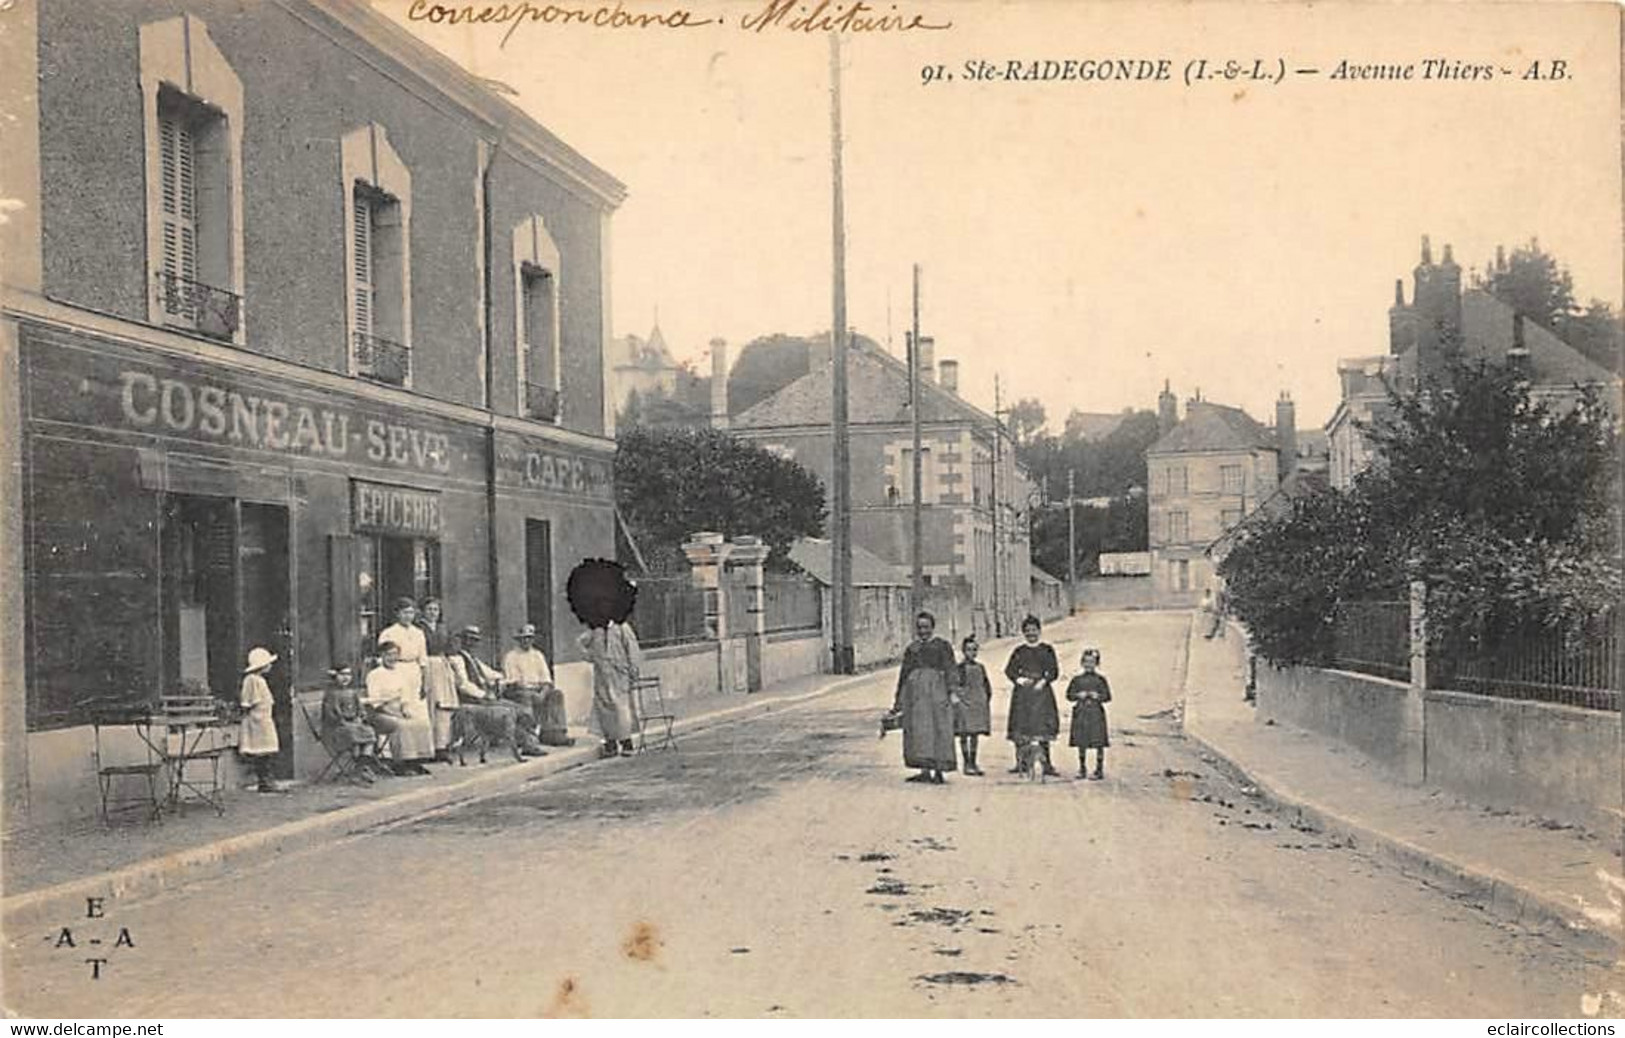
482, 137, 503, 637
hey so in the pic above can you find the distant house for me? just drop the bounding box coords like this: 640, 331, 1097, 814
1064, 409, 1132, 442
1144, 382, 1305, 600
1327, 237, 1620, 490
1030, 566, 1067, 621
610, 322, 683, 415
732, 335, 1034, 640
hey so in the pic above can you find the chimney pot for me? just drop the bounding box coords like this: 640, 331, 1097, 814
938, 358, 959, 394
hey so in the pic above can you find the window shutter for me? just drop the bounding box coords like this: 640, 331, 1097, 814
352, 187, 374, 340
159, 110, 198, 317
328, 534, 357, 670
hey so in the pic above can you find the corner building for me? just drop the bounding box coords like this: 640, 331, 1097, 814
0, 0, 626, 824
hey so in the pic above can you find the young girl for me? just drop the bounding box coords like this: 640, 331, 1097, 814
1065, 648, 1112, 780
954, 636, 992, 777
239, 647, 283, 793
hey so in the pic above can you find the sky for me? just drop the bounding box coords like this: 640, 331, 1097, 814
383, 0, 1622, 431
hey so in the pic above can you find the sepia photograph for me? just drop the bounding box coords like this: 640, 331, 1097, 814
0, 0, 1621, 1021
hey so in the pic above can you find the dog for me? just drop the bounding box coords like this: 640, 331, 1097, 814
449, 704, 524, 765
1016, 737, 1046, 783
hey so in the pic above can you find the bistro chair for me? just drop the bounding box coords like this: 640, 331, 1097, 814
153, 686, 230, 816
90, 703, 165, 825
298, 695, 364, 785
630, 676, 677, 755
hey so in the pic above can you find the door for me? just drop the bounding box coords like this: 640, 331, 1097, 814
161, 494, 239, 705
240, 503, 292, 778
525, 519, 554, 662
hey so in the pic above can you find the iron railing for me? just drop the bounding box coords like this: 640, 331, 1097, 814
525, 381, 562, 423
156, 272, 242, 342
354, 331, 411, 386
763, 574, 822, 634
632, 577, 710, 648
1432, 614, 1620, 712
1330, 600, 1410, 682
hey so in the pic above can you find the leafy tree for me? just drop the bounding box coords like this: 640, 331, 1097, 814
1016, 410, 1159, 574
1475, 239, 1621, 373
725, 331, 887, 417
615, 427, 827, 574
1006, 398, 1047, 446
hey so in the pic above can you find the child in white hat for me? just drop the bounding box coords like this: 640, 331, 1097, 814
239, 647, 283, 793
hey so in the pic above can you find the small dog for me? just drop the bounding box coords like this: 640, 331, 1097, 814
1016, 737, 1046, 783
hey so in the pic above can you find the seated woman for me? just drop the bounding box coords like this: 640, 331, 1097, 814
362, 641, 437, 775
321, 664, 386, 781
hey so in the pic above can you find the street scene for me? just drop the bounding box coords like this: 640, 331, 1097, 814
1, 0, 1622, 1023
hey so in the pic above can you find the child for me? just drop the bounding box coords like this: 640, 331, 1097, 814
1065, 648, 1112, 780
239, 647, 283, 793
954, 636, 992, 777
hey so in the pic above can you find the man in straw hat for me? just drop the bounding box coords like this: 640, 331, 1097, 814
503, 622, 574, 747
449, 626, 546, 758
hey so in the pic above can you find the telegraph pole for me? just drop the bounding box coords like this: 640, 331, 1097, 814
1067, 468, 1077, 616
910, 265, 924, 615
990, 373, 1003, 638
828, 32, 854, 674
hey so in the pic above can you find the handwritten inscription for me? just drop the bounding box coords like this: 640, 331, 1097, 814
405, 0, 952, 44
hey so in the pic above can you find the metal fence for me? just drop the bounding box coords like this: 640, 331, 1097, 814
1431, 614, 1620, 712
1330, 600, 1410, 683
632, 577, 710, 648
763, 574, 822, 634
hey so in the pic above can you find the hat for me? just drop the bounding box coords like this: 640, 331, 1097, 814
244, 647, 278, 674
514, 623, 538, 639
458, 625, 483, 641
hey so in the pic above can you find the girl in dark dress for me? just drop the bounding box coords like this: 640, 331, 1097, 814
1004, 615, 1061, 777
1066, 647, 1112, 779
954, 636, 992, 777
893, 611, 961, 784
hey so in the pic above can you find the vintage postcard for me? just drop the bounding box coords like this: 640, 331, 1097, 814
0, 0, 1620, 1021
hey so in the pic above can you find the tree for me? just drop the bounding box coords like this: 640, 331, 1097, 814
1016, 410, 1159, 576
615, 427, 827, 574
1563, 300, 1625, 375
1006, 398, 1047, 446
1475, 239, 1621, 373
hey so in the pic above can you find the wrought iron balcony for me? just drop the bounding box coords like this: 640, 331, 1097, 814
354, 331, 411, 386
525, 381, 562, 423
155, 272, 242, 342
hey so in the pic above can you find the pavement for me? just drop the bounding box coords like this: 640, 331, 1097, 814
6, 609, 1611, 1017
1182, 614, 1625, 967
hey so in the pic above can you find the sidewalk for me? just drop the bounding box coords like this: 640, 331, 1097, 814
0, 664, 884, 931
1182, 616, 1623, 954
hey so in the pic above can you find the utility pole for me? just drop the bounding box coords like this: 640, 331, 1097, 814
910, 264, 924, 615
1067, 468, 1077, 616
828, 32, 854, 675
990, 373, 1003, 638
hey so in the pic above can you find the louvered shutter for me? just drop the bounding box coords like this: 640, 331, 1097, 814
352, 186, 374, 342
159, 110, 198, 320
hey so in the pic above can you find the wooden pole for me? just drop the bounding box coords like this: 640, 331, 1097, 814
828, 32, 854, 674
910, 264, 924, 615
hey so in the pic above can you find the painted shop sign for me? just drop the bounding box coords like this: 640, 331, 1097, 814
352, 480, 443, 537
494, 430, 613, 500
24, 331, 479, 480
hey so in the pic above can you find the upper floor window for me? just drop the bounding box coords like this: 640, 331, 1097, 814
1221, 464, 1243, 494
1168, 510, 1190, 543
1220, 507, 1244, 529
342, 125, 413, 386
513, 214, 563, 422
141, 16, 244, 343
898, 447, 934, 504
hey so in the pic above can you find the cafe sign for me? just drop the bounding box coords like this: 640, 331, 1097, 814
352, 480, 443, 537
494, 429, 613, 500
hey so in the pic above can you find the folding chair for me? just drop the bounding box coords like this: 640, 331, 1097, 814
155, 690, 229, 815
630, 676, 677, 754
298, 695, 373, 784
91, 706, 164, 825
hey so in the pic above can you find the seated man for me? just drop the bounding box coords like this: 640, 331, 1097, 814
449, 626, 545, 759
320, 664, 386, 781
502, 623, 575, 747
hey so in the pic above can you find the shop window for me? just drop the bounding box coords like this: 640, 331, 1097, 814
141, 15, 244, 343
335, 533, 444, 668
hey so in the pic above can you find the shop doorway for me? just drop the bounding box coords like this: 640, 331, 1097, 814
524, 519, 554, 662
352, 534, 441, 663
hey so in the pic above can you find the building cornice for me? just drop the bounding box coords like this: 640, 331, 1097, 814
3, 289, 615, 454
278, 0, 628, 210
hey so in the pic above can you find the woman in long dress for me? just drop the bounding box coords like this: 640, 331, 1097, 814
579, 620, 641, 758
376, 597, 428, 711
363, 641, 436, 774
417, 598, 460, 760
1004, 614, 1061, 777
893, 611, 960, 784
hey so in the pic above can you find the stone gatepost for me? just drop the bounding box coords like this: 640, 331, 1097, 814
728, 536, 771, 693
682, 532, 733, 695
1404, 580, 1429, 783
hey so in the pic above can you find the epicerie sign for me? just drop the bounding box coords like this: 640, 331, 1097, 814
352, 480, 442, 537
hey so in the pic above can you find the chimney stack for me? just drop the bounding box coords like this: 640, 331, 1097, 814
1275, 390, 1298, 484
1389, 278, 1416, 355
709, 337, 729, 430
918, 336, 936, 384
938, 358, 959, 394
1507, 314, 1532, 381
1157, 379, 1178, 436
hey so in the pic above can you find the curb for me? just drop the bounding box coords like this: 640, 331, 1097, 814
2, 670, 879, 933
1177, 625, 1619, 957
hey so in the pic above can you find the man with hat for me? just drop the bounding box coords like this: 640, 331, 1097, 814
503, 622, 574, 747
448, 626, 545, 758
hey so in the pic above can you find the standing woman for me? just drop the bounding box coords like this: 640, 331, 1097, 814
377, 598, 428, 711
579, 619, 641, 758
893, 611, 960, 784
954, 635, 992, 776
417, 598, 459, 762
1004, 614, 1061, 777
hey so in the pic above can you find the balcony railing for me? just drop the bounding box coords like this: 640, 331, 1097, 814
525, 381, 562, 423
354, 331, 411, 386
155, 272, 242, 342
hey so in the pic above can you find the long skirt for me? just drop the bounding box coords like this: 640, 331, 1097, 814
1007, 682, 1059, 742
423, 656, 459, 750
368, 710, 434, 762
899, 669, 957, 772
592, 670, 636, 742
1069, 702, 1110, 749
